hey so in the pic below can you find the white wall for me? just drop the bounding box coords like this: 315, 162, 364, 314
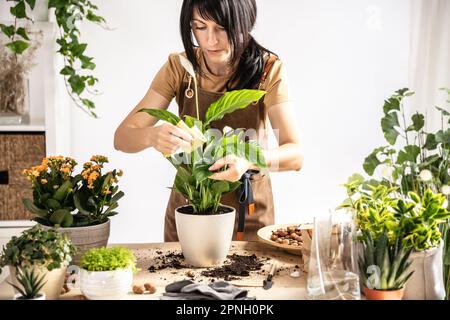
1, 0, 412, 243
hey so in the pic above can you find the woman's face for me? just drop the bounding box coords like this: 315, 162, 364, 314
191, 9, 232, 66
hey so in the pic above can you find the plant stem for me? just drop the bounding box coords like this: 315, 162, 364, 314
401, 103, 410, 145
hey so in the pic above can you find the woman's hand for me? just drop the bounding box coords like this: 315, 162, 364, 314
208, 155, 253, 182
150, 123, 193, 155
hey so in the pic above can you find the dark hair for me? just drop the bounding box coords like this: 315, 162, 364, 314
180, 0, 277, 90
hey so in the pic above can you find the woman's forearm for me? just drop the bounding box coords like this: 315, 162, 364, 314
114, 125, 155, 153
261, 143, 304, 172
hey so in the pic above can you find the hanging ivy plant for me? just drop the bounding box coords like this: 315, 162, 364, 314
0, 0, 108, 118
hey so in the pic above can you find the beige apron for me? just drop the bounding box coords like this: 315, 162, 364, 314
163, 55, 277, 242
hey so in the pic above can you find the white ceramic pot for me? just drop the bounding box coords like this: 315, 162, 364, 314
41, 219, 110, 265
403, 240, 445, 300
175, 205, 236, 267
80, 267, 133, 300
13, 292, 46, 300
9, 265, 66, 300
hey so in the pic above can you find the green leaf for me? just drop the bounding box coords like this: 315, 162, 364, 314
60, 66, 75, 76
184, 115, 197, 128
381, 112, 400, 145
0, 24, 15, 37
424, 133, 438, 150
71, 43, 87, 57
86, 10, 106, 24
138, 108, 180, 125
410, 113, 424, 131
363, 147, 385, 175
50, 209, 71, 225
80, 55, 96, 70
15, 27, 30, 40
211, 181, 230, 194
5, 40, 29, 55
111, 191, 124, 203
435, 106, 450, 117
383, 97, 400, 114
436, 129, 450, 146
74, 192, 92, 216
22, 199, 48, 217
81, 98, 95, 110
396, 145, 420, 164
45, 198, 61, 211
68, 75, 86, 95
52, 180, 72, 202
48, 0, 66, 9
10, 2, 26, 19
205, 90, 266, 126
25, 0, 36, 9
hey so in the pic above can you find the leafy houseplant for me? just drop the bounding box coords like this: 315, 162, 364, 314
341, 176, 450, 252
0, 225, 75, 300
0, 0, 42, 123
139, 89, 268, 214
21, 155, 124, 228
21, 155, 124, 264
8, 267, 47, 300
0, 0, 108, 117
359, 229, 414, 300
139, 87, 267, 267
79, 247, 137, 300
80, 247, 137, 272
358, 87, 450, 299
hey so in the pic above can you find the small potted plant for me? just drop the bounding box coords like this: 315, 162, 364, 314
21, 155, 124, 264
8, 267, 47, 300
359, 230, 414, 300
79, 247, 137, 300
139, 87, 267, 267
360, 87, 450, 299
0, 225, 75, 300
341, 176, 450, 299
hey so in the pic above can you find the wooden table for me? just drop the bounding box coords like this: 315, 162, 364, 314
0, 241, 307, 300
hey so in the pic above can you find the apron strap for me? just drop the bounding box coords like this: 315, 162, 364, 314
236, 55, 277, 241
236, 169, 259, 241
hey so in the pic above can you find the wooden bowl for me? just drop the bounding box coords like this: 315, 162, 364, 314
257, 223, 313, 256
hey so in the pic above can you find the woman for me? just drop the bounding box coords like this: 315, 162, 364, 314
114, 0, 303, 241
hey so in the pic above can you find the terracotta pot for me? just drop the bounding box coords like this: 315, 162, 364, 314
41, 219, 110, 265
175, 205, 235, 267
363, 286, 405, 300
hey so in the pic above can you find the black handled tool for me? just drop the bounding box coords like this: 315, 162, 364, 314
263, 260, 278, 290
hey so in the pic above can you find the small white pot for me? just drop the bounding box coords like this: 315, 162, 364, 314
175, 205, 236, 267
13, 292, 46, 300
80, 267, 133, 300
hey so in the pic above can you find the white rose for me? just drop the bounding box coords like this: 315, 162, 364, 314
441, 185, 450, 196
419, 169, 433, 182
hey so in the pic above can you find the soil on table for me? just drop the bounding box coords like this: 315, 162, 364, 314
147, 251, 268, 281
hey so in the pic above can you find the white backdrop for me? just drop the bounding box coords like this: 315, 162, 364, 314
1, 0, 412, 243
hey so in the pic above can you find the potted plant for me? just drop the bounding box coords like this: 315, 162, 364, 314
341, 175, 450, 300
0, 0, 108, 117
0, 225, 75, 300
21, 155, 124, 264
0, 16, 42, 124
359, 229, 414, 300
357, 87, 450, 299
139, 88, 267, 267
8, 267, 47, 300
79, 246, 137, 300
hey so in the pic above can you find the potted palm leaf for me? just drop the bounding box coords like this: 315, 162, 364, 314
139, 88, 267, 267
359, 230, 414, 300
8, 267, 47, 300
